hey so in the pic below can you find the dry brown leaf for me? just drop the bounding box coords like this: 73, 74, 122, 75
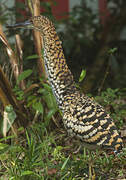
47, 168, 57, 176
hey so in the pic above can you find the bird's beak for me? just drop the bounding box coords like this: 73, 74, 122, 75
6, 20, 33, 29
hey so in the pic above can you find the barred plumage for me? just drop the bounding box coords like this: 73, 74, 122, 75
8, 15, 123, 153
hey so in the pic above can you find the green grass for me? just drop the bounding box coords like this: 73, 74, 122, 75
0, 123, 126, 179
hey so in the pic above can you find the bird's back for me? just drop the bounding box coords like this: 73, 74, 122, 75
62, 90, 123, 152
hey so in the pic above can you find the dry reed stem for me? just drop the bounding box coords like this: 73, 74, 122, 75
0, 24, 20, 82
15, 34, 26, 89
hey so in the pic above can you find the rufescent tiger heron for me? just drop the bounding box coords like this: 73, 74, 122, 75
7, 16, 123, 155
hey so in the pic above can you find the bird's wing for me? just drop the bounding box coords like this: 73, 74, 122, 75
63, 92, 122, 151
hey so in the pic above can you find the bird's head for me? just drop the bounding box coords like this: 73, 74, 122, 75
7, 15, 55, 35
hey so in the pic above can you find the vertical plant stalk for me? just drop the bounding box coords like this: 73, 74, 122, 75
33, 0, 46, 76
3, 109, 17, 137
15, 34, 26, 90
28, 0, 46, 77
0, 87, 10, 107
0, 66, 16, 108
98, 0, 110, 26
0, 24, 20, 82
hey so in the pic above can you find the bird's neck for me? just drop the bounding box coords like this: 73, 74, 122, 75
42, 31, 76, 107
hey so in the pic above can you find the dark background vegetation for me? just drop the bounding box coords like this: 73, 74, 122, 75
2, 0, 126, 93
0, 0, 126, 179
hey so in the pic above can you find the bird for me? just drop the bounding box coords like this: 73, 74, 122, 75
7, 15, 123, 154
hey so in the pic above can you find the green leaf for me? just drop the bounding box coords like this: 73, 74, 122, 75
32, 101, 43, 114
0, 143, 8, 150
5, 105, 17, 122
79, 69, 86, 82
26, 54, 39, 60
21, 170, 34, 176
43, 92, 57, 110
108, 47, 118, 54
43, 83, 52, 91
26, 131, 30, 147
45, 109, 56, 121
61, 156, 70, 170
41, 48, 44, 57
17, 69, 33, 84
0, 135, 15, 142
2, 105, 17, 135
5, 105, 13, 112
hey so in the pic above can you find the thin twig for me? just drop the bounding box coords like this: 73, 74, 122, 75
98, 58, 110, 95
